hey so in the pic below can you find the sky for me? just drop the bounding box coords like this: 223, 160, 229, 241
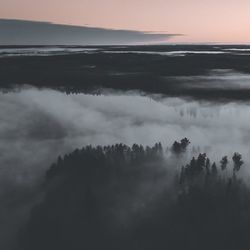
1, 0, 250, 43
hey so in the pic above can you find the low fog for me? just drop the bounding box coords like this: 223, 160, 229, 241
172, 69, 250, 90
1, 87, 250, 249
1, 87, 250, 182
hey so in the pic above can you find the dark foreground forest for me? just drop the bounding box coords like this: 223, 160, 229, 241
19, 139, 250, 250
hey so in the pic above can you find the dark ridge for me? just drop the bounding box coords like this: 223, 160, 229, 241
1, 46, 250, 101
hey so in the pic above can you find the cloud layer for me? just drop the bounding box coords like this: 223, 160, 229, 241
0, 19, 179, 45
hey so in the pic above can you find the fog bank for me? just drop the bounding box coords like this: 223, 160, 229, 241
1, 88, 250, 181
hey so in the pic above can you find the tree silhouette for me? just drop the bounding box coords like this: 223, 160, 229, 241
211, 162, 218, 176
232, 153, 244, 172
171, 138, 190, 154
220, 156, 228, 171
205, 158, 211, 174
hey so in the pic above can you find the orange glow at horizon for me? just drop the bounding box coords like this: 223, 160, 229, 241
1, 0, 250, 44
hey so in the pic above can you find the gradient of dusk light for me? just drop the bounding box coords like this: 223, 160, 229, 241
1, 0, 250, 43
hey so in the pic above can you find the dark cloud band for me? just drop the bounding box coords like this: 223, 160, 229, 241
0, 19, 181, 45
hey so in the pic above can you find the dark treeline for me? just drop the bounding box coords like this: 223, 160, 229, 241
19, 139, 250, 250
2, 46, 250, 101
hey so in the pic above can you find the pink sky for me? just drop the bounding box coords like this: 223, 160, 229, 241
1, 0, 250, 43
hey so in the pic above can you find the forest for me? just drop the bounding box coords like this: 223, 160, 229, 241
19, 138, 250, 250
2, 45, 250, 101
